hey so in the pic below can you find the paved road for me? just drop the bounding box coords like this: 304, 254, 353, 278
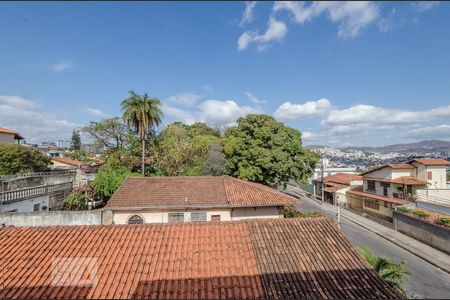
284, 187, 450, 299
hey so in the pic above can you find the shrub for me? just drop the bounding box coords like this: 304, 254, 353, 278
397, 207, 412, 214
412, 209, 430, 219
64, 192, 87, 211
435, 217, 450, 226
283, 206, 321, 218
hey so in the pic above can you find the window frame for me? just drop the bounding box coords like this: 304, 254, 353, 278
191, 211, 207, 222
367, 180, 376, 191
33, 203, 40, 212
168, 212, 185, 223
127, 215, 144, 224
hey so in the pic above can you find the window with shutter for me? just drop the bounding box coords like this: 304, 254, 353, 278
168, 213, 185, 223
33, 203, 40, 212
128, 215, 144, 224
191, 212, 207, 222
427, 171, 432, 180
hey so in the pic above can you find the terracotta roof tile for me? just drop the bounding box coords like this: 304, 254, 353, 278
51, 157, 82, 166
106, 176, 300, 209
0, 127, 24, 140
0, 218, 402, 299
346, 186, 409, 205
313, 173, 362, 185
410, 158, 450, 165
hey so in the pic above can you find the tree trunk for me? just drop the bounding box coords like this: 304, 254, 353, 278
141, 138, 145, 176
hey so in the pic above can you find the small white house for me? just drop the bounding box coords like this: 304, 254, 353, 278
106, 176, 301, 224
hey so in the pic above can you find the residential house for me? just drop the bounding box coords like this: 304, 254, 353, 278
0, 218, 401, 299
50, 157, 100, 186
346, 159, 450, 221
0, 171, 75, 213
106, 176, 301, 224
0, 127, 24, 144
313, 173, 362, 205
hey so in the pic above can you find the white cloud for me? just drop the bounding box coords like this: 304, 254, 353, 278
198, 100, 261, 126
244, 91, 266, 104
408, 124, 450, 140
51, 59, 73, 72
413, 1, 440, 12
273, 1, 379, 38
302, 131, 316, 140
0, 96, 78, 143
323, 104, 450, 127
161, 102, 197, 124
0, 95, 40, 109
240, 2, 258, 26
167, 92, 201, 105
238, 17, 287, 51
274, 98, 332, 120
83, 107, 110, 118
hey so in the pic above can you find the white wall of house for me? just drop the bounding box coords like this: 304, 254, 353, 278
0, 132, 16, 144
365, 168, 392, 179
426, 165, 447, 189
231, 206, 280, 220
1, 195, 49, 213
391, 169, 414, 179
113, 206, 283, 224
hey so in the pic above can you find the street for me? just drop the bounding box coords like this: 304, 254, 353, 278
284, 186, 450, 299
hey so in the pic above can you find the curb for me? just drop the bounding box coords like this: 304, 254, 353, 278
341, 213, 450, 275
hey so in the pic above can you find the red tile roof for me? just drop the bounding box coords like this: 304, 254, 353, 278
361, 163, 415, 176
313, 173, 362, 185
365, 176, 427, 185
51, 157, 82, 167
346, 186, 409, 205
106, 176, 300, 209
0, 127, 24, 140
410, 158, 450, 165
0, 218, 401, 299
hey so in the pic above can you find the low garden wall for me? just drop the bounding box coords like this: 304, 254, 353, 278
1, 210, 107, 227
394, 210, 450, 255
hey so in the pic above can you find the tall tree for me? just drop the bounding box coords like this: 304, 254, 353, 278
223, 114, 319, 187
81, 117, 128, 150
121, 90, 162, 175
71, 129, 81, 151
0, 144, 51, 175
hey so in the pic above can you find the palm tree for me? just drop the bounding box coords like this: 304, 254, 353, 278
357, 245, 409, 296
121, 90, 162, 175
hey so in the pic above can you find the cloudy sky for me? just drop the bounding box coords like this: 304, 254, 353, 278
1, 1, 449, 146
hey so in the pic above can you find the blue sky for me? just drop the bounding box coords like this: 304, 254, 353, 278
1, 1, 449, 146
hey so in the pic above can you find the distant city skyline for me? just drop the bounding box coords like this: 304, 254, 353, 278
1, 2, 449, 146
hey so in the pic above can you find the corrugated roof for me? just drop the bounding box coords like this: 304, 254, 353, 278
0, 218, 402, 299
346, 186, 409, 205
313, 173, 362, 185
106, 176, 300, 209
410, 158, 450, 166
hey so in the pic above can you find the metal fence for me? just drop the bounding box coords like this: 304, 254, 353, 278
0, 170, 76, 182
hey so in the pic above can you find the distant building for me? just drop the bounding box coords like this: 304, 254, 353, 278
310, 167, 358, 183
0, 127, 24, 144
56, 139, 71, 149
346, 158, 450, 221
0, 218, 401, 299
106, 176, 300, 224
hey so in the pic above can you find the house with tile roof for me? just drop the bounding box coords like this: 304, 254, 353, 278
0, 127, 24, 144
312, 173, 362, 205
106, 176, 301, 224
346, 159, 450, 221
0, 218, 402, 299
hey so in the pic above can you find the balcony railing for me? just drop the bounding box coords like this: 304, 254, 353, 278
0, 182, 73, 204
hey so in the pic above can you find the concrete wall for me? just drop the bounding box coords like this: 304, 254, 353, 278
394, 211, 450, 255
1, 195, 49, 213
0, 210, 103, 227
0, 132, 15, 143
365, 168, 392, 180
391, 169, 414, 179
113, 209, 232, 224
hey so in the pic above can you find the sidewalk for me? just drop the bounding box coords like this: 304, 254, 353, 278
340, 208, 450, 274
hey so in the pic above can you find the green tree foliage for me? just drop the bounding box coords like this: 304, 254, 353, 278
153, 123, 219, 176
67, 149, 88, 162
121, 91, 163, 175
283, 205, 321, 218
223, 114, 319, 187
63, 192, 87, 210
92, 152, 138, 199
71, 129, 81, 151
0, 144, 51, 175
357, 245, 409, 296
81, 117, 128, 150
188, 122, 221, 137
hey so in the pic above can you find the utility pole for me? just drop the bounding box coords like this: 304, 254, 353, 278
337, 203, 341, 229
321, 154, 325, 204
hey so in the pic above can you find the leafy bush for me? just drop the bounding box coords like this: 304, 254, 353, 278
64, 192, 87, 211
436, 217, 450, 226
283, 206, 321, 218
397, 207, 412, 214
412, 209, 430, 219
